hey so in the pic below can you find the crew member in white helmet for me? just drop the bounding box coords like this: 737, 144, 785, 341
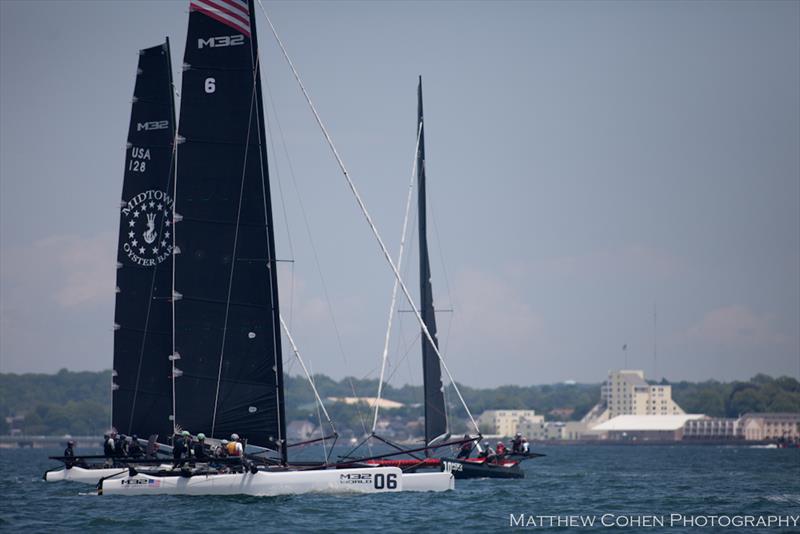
226, 433, 243, 457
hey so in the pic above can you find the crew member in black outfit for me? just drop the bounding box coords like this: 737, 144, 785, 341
64, 440, 76, 468
511, 433, 523, 454
193, 433, 209, 462
115, 433, 128, 457
103, 433, 115, 466
173, 430, 190, 467
456, 435, 472, 459
128, 435, 143, 458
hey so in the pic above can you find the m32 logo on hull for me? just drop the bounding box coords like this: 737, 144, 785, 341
339, 473, 373, 485
198, 35, 245, 49
136, 120, 169, 132
339, 472, 398, 490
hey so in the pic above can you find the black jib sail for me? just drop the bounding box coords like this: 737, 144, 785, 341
417, 77, 448, 448
173, 0, 286, 461
112, 40, 177, 442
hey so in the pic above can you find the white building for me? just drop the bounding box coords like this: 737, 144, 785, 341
478, 410, 543, 437
326, 397, 405, 410
683, 417, 742, 440
521, 420, 588, 441
601, 370, 685, 417
592, 414, 704, 440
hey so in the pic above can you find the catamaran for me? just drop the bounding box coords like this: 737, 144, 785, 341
357, 78, 539, 479
45, 38, 178, 483
49, 0, 454, 495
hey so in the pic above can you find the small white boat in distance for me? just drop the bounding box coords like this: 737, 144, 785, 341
99, 467, 453, 496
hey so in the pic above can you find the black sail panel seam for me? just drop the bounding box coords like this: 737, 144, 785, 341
177, 296, 273, 310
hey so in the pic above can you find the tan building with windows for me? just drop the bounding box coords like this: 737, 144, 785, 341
478, 410, 543, 437
601, 370, 684, 417
683, 417, 742, 440
739, 413, 800, 441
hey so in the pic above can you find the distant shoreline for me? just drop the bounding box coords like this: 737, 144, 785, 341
0, 435, 785, 449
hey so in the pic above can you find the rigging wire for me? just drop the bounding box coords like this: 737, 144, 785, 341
280, 314, 335, 433
254, 7, 371, 443
257, 0, 480, 435
210, 42, 261, 439
261, 72, 297, 331
372, 121, 422, 432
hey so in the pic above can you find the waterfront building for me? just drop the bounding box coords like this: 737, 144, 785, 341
739, 413, 800, 441
326, 396, 405, 409
478, 410, 543, 437
601, 370, 685, 417
520, 420, 588, 441
591, 414, 704, 441
682, 417, 742, 440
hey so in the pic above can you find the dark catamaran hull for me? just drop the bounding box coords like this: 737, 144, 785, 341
364, 456, 526, 479
441, 457, 524, 479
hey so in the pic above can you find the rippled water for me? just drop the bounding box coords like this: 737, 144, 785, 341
1, 445, 798, 532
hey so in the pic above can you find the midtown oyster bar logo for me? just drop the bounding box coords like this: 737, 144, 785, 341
121, 189, 173, 266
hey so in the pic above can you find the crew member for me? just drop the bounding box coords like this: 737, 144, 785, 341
128, 435, 143, 458
173, 430, 190, 467
193, 433, 209, 461
511, 433, 523, 453
521, 438, 529, 454
64, 440, 76, 468
456, 435, 472, 459
215, 439, 230, 458
479, 440, 495, 461
226, 433, 243, 457
115, 433, 129, 457
104, 433, 115, 466
496, 441, 507, 459
103, 434, 114, 457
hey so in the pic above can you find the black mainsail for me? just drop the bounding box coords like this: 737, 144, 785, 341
416, 77, 448, 447
173, 0, 286, 462
112, 40, 177, 441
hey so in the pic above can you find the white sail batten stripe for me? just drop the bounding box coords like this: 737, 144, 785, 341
279, 314, 334, 430
372, 121, 422, 433
258, 0, 481, 435
191, 0, 251, 36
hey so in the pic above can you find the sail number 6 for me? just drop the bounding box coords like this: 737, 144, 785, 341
373, 473, 397, 490
205, 78, 216, 94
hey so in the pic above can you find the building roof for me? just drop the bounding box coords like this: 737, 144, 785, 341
741, 413, 800, 421
327, 396, 404, 409
591, 414, 704, 432
617, 371, 649, 387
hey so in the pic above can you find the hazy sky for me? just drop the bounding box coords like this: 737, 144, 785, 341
1, 0, 798, 388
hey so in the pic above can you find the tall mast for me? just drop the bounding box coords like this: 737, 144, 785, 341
247, 0, 287, 465
417, 77, 447, 450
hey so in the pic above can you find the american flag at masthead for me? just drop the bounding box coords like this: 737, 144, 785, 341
190, 0, 251, 38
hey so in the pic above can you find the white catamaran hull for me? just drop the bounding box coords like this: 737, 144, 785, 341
45, 466, 131, 484
99, 467, 453, 496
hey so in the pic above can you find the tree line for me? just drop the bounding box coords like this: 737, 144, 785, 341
1, 369, 797, 435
